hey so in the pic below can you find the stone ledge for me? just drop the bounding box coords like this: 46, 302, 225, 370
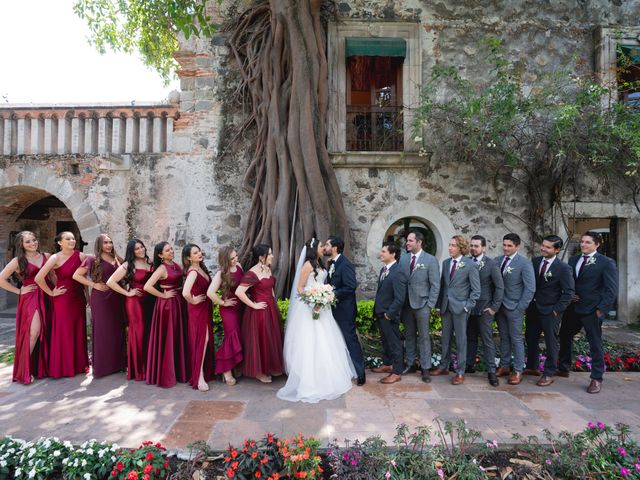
330, 151, 430, 168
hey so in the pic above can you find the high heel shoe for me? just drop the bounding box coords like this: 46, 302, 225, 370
256, 374, 272, 383
222, 374, 236, 386
197, 382, 210, 392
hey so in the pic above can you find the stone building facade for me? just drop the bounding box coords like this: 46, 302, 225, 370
1, 0, 639, 321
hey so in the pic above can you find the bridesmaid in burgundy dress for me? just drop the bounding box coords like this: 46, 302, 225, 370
73, 234, 126, 378
235, 244, 284, 383
182, 244, 215, 391
144, 241, 190, 388
106, 239, 154, 381
207, 245, 243, 385
35, 231, 89, 378
0, 231, 50, 384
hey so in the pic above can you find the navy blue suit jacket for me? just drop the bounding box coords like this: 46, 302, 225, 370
568, 252, 618, 316
529, 256, 575, 316
327, 254, 358, 324
374, 263, 408, 321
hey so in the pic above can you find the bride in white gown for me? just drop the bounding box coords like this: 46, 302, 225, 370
277, 238, 356, 403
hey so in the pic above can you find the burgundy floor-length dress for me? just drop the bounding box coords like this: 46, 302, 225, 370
239, 271, 284, 378
82, 257, 126, 378
125, 268, 154, 381
186, 269, 215, 389
49, 250, 89, 378
215, 267, 244, 374
146, 262, 190, 388
13, 256, 50, 384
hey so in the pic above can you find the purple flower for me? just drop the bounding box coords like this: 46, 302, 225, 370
621, 467, 630, 477
545, 459, 552, 465
619, 447, 627, 457
437, 469, 445, 478
587, 422, 595, 428
351, 460, 358, 466
635, 463, 640, 471
597, 422, 605, 429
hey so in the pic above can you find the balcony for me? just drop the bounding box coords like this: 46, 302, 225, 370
346, 105, 403, 152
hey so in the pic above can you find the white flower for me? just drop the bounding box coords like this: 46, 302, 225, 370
82, 459, 87, 467
64, 441, 73, 449
15, 468, 22, 476
505, 266, 514, 275
544, 270, 553, 282
586, 256, 596, 266
53, 450, 61, 457
73, 459, 79, 467
29, 469, 36, 478
0, 460, 6, 467
111, 456, 117, 462
111, 444, 119, 451
98, 449, 105, 458
414, 263, 426, 269
28, 448, 36, 457
86, 448, 93, 455
84, 474, 92, 480
414, 135, 423, 143
62, 458, 69, 465
478, 260, 486, 270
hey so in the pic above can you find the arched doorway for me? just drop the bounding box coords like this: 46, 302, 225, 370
0, 186, 86, 309
383, 217, 437, 255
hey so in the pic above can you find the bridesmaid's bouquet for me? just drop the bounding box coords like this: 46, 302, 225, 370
299, 284, 337, 319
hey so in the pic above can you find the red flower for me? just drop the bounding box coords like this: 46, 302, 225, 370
144, 464, 153, 474
144, 476, 150, 480
255, 471, 262, 478
252, 451, 258, 458
146, 452, 153, 461
111, 471, 117, 477
116, 462, 124, 471
127, 472, 139, 480
163, 460, 169, 468
227, 467, 235, 478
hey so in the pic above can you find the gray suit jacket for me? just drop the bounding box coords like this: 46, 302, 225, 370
494, 252, 536, 312
399, 250, 440, 310
471, 255, 504, 315
436, 256, 481, 315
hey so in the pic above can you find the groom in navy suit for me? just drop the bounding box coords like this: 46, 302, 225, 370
324, 236, 366, 386
558, 231, 618, 394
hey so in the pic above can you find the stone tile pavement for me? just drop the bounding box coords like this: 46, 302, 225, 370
1, 361, 638, 450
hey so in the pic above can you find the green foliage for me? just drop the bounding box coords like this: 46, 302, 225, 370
0, 347, 15, 365
414, 36, 640, 236
62, 439, 117, 480
73, 0, 217, 83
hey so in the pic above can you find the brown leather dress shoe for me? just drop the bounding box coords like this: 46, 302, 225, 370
495, 367, 511, 377
380, 373, 402, 384
451, 374, 464, 385
536, 375, 554, 387
371, 365, 392, 374
430, 368, 450, 376
523, 368, 540, 376
587, 379, 601, 394
508, 372, 523, 385
555, 370, 570, 378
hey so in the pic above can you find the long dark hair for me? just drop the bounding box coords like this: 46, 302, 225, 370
14, 231, 38, 281
251, 244, 271, 265
218, 245, 237, 299
181, 243, 210, 277
91, 234, 122, 283
123, 239, 151, 285
152, 241, 170, 270
304, 238, 324, 279
54, 231, 74, 253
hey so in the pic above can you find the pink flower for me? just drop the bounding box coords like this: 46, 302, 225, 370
587, 422, 595, 428
438, 469, 444, 478
545, 459, 552, 465
620, 467, 630, 477
385, 472, 391, 479
635, 463, 640, 471
390, 460, 396, 467
597, 422, 605, 429
618, 447, 627, 457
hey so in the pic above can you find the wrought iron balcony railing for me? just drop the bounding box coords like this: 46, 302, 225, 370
346, 105, 403, 152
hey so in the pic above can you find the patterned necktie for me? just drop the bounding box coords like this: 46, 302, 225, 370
473, 257, 478, 263
410, 255, 416, 273
539, 260, 549, 280
500, 256, 510, 273
380, 265, 388, 282
578, 255, 589, 276
449, 259, 457, 280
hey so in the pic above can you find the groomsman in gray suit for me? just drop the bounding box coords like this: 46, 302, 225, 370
400, 231, 440, 383
494, 233, 536, 385
433, 235, 480, 385
466, 235, 504, 387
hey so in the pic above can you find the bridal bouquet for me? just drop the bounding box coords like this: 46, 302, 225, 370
299, 284, 337, 319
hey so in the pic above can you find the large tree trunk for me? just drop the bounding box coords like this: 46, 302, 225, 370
227, 0, 349, 297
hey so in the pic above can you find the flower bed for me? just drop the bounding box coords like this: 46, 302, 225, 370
2, 420, 639, 479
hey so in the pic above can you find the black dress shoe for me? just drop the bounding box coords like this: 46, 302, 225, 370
356, 375, 366, 386
488, 372, 499, 387
465, 366, 476, 374
402, 365, 417, 375
421, 371, 432, 383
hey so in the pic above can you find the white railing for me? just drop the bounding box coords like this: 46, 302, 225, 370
0, 103, 180, 156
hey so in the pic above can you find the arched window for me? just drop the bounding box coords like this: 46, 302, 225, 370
384, 217, 436, 255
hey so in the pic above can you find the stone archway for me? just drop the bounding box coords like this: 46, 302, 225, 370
0, 177, 102, 309
366, 201, 456, 269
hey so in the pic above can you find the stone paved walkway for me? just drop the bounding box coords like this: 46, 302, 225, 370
1, 361, 638, 450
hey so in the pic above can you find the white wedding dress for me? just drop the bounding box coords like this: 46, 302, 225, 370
277, 267, 356, 403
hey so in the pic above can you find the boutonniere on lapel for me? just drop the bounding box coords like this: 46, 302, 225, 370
478, 260, 486, 270
543, 270, 553, 282
414, 263, 426, 270
329, 264, 335, 277
382, 268, 390, 280
457, 261, 466, 269
505, 266, 514, 275
586, 256, 597, 266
